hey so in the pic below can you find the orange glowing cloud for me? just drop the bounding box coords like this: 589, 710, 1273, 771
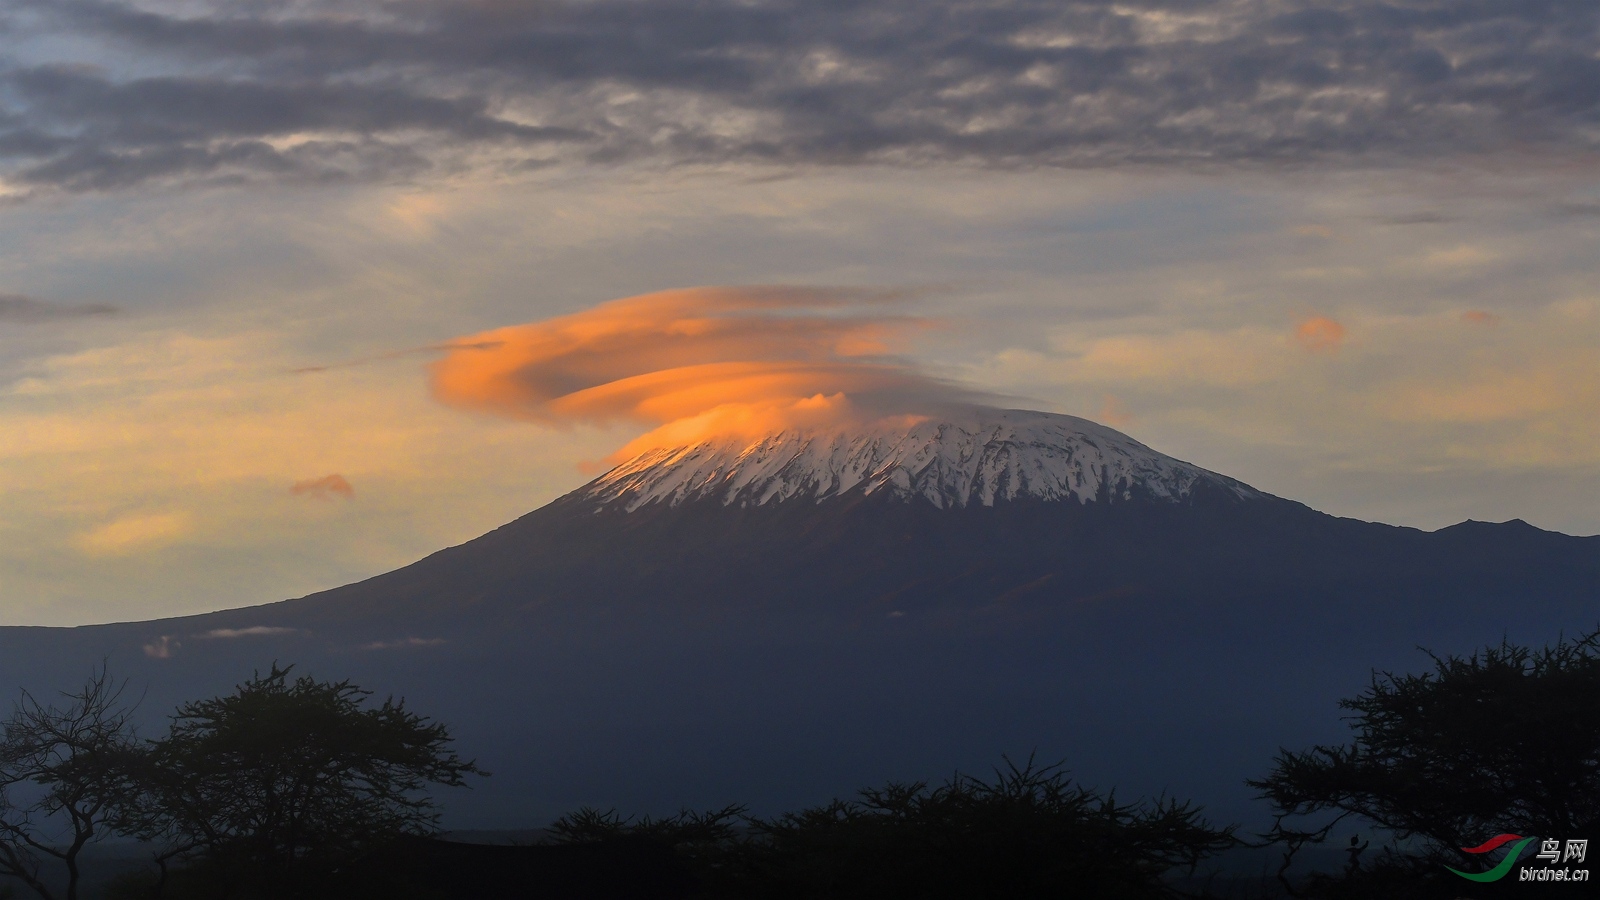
290, 473, 355, 500
1295, 316, 1346, 354
1460, 310, 1501, 325
430, 286, 976, 457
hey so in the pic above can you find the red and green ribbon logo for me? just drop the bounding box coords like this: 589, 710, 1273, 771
1447, 834, 1534, 882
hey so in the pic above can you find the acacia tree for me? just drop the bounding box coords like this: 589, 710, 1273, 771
0, 666, 141, 900
128, 664, 486, 893
1250, 629, 1600, 889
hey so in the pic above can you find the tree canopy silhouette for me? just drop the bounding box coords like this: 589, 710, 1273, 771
1250, 628, 1600, 894
127, 664, 485, 895
553, 755, 1235, 899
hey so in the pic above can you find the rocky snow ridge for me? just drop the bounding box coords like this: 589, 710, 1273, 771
581, 407, 1263, 512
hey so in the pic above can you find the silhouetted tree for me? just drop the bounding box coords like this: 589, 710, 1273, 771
554, 756, 1235, 899
0, 666, 141, 900
1250, 628, 1600, 896
126, 664, 486, 897
750, 757, 1232, 899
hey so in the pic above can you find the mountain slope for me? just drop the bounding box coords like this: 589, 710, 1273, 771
0, 408, 1593, 831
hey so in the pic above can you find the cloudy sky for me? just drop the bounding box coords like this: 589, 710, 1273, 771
2, 0, 1597, 626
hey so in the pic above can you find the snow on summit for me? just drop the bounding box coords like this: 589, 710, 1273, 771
582, 407, 1263, 511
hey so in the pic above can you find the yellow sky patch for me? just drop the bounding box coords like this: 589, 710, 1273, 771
74, 511, 193, 557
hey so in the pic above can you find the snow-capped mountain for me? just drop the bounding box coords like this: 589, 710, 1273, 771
0, 406, 1592, 835
583, 407, 1263, 511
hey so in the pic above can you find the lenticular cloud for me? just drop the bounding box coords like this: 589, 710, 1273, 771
429, 286, 977, 458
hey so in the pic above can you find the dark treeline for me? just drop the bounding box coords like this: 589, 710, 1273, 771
1, 629, 1597, 899
539, 759, 1233, 900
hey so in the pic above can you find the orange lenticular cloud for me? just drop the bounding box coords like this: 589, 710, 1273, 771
290, 473, 355, 500
1295, 316, 1346, 353
430, 286, 977, 458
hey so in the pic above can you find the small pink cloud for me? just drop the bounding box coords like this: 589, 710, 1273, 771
290, 474, 354, 501
1295, 316, 1346, 354
1460, 310, 1501, 325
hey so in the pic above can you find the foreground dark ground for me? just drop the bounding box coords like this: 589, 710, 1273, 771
33, 828, 1597, 900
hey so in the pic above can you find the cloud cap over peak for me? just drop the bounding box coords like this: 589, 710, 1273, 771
430, 286, 984, 458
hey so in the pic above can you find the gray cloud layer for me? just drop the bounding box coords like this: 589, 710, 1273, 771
0, 292, 116, 321
2, 0, 1596, 193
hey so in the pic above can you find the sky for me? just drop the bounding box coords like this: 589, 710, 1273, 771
1, 0, 1597, 626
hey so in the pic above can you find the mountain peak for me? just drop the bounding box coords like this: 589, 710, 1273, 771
579, 407, 1263, 512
